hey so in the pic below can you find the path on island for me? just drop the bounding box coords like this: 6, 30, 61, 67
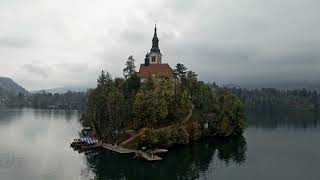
94, 104, 195, 161
120, 104, 195, 146
157, 103, 195, 131
184, 104, 195, 123
120, 133, 138, 146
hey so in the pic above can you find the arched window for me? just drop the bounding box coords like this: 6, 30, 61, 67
151, 56, 156, 62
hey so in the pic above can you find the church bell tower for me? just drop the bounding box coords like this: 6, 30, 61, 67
148, 24, 162, 64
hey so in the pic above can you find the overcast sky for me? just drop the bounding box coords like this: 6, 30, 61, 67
1, 0, 319, 90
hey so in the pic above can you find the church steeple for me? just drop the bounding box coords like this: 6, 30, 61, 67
151, 24, 160, 53
147, 24, 162, 64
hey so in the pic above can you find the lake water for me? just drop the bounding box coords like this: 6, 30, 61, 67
0, 108, 319, 180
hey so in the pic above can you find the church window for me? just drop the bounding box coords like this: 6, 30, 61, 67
152, 56, 156, 62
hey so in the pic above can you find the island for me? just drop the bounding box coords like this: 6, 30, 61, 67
76, 25, 246, 161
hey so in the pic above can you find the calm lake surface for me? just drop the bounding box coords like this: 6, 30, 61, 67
0, 108, 319, 180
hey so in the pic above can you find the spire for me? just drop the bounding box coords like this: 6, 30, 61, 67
151, 24, 160, 53
154, 23, 157, 38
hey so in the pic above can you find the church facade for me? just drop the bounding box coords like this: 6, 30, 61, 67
137, 25, 174, 83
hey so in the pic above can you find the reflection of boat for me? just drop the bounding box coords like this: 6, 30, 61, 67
77, 145, 100, 153
84, 149, 100, 156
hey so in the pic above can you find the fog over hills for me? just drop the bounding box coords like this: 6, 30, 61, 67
30, 86, 93, 94
0, 77, 29, 96
230, 81, 320, 91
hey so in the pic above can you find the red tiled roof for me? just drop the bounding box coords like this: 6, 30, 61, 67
137, 63, 173, 78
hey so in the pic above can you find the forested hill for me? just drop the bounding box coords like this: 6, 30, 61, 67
229, 88, 320, 111
0, 77, 28, 97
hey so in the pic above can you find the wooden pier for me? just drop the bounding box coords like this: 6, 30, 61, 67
100, 143, 136, 154
72, 139, 164, 161
99, 143, 162, 161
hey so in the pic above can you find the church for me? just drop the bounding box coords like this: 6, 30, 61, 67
137, 25, 174, 83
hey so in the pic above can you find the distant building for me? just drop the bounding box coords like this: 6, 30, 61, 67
137, 25, 174, 83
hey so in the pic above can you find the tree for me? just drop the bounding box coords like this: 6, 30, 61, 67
133, 73, 177, 128
97, 70, 107, 87
174, 63, 188, 83
210, 89, 246, 136
123, 55, 136, 79
124, 73, 140, 100
87, 70, 129, 140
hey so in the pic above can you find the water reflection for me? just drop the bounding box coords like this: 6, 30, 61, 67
247, 109, 320, 130
85, 135, 247, 180
1, 108, 320, 180
0, 108, 23, 125
0, 108, 85, 180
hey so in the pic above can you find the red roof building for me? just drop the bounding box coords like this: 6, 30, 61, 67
137, 25, 174, 82
138, 64, 173, 78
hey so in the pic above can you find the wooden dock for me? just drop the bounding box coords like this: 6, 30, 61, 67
99, 143, 162, 161
139, 151, 162, 161
72, 140, 164, 161
100, 143, 136, 154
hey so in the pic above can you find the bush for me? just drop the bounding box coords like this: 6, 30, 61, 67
157, 129, 171, 147
178, 126, 190, 144
185, 121, 201, 141
138, 128, 158, 148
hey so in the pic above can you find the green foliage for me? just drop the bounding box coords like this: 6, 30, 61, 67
229, 87, 320, 110
185, 121, 201, 141
123, 55, 136, 79
5, 90, 89, 110
133, 73, 192, 128
178, 126, 190, 144
124, 74, 140, 99
138, 128, 159, 148
133, 89, 168, 128
208, 89, 246, 136
134, 120, 203, 149
174, 63, 188, 86
87, 70, 129, 140
84, 61, 247, 147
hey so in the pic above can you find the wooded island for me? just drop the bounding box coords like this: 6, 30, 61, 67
80, 25, 246, 153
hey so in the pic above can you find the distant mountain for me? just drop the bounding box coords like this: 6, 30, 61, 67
0, 77, 29, 97
31, 86, 92, 94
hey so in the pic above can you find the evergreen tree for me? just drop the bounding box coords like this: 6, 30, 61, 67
174, 63, 188, 86
123, 55, 136, 79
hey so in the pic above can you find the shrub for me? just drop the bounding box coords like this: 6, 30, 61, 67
185, 121, 201, 141
138, 128, 158, 148
178, 126, 190, 144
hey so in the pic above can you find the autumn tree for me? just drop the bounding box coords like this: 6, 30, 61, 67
133, 73, 192, 128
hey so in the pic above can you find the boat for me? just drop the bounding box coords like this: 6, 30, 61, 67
71, 137, 99, 150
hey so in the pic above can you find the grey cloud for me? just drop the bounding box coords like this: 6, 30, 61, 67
22, 64, 50, 78
0, 37, 31, 48
1, 0, 320, 90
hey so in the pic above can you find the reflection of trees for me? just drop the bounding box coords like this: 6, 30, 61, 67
214, 135, 247, 165
247, 109, 320, 129
84, 135, 247, 180
31, 109, 79, 122
0, 108, 23, 124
